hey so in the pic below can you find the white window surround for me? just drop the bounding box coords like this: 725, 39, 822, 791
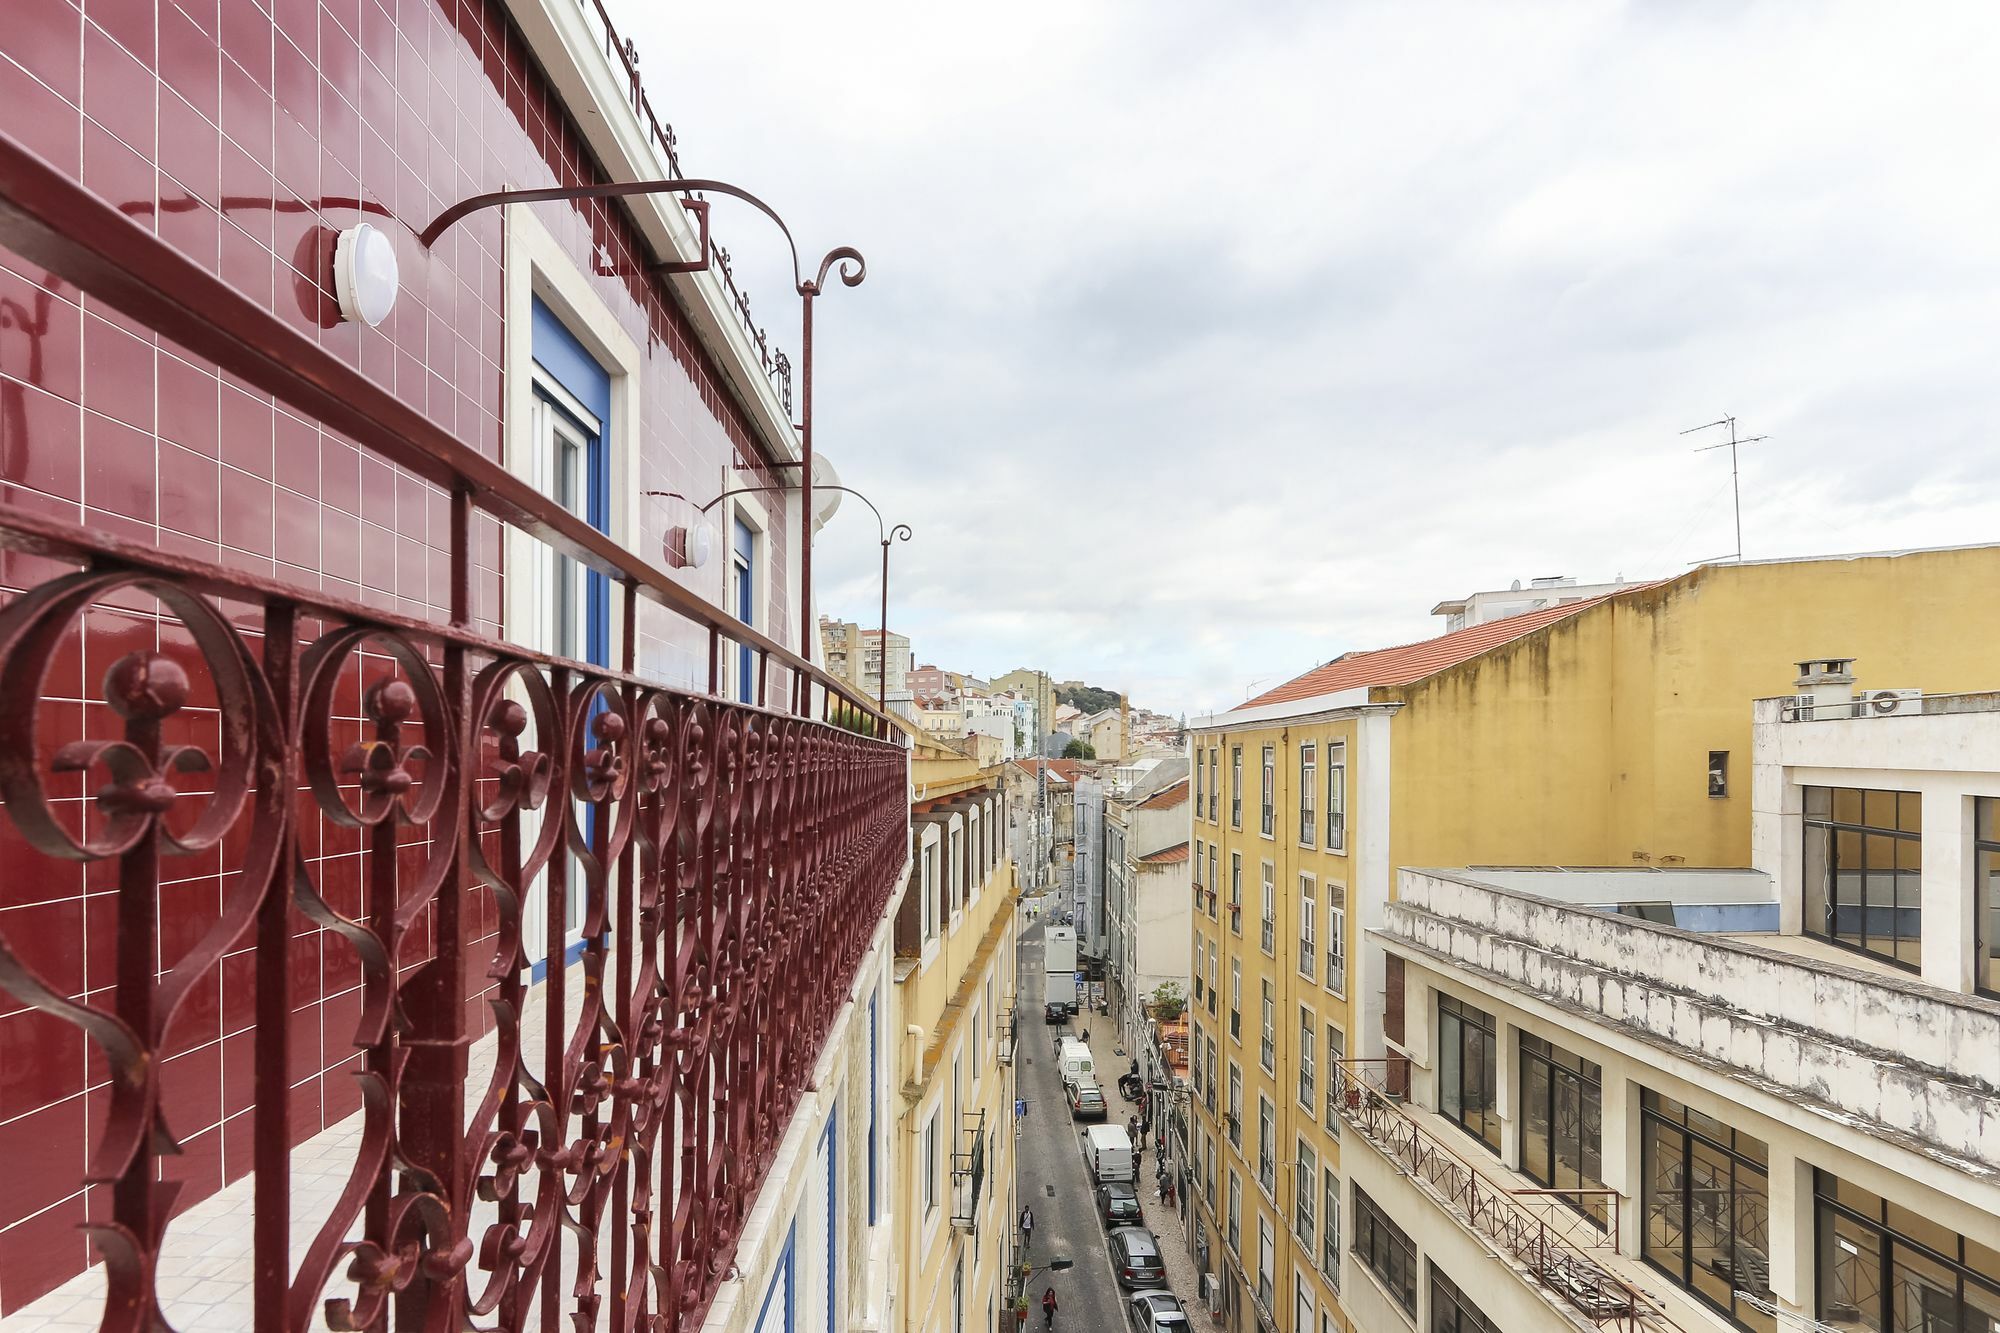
502, 203, 642, 663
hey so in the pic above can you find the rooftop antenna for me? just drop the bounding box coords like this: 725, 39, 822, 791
1680, 416, 1769, 562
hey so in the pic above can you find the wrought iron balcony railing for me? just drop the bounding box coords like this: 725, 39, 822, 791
1328, 1060, 1689, 1333
0, 128, 908, 1332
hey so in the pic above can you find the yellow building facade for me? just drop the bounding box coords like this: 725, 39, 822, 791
1185, 544, 2000, 1333
889, 732, 1020, 1333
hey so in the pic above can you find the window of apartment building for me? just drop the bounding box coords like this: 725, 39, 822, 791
1429, 1264, 1500, 1333
1231, 960, 1243, 1040
1326, 741, 1346, 852
1317, 1170, 1341, 1290
1230, 852, 1244, 933
1195, 751, 1204, 814
1299, 742, 1317, 845
1208, 845, 1219, 917
1208, 952, 1219, 1016
1326, 884, 1347, 997
1258, 1218, 1276, 1309
1229, 1064, 1243, 1147
1209, 748, 1219, 821
1206, 1128, 1217, 1203
1194, 838, 1204, 892
1299, 878, 1317, 981
1295, 1138, 1318, 1250
1298, 1006, 1316, 1113
1257, 1094, 1276, 1195
1260, 744, 1276, 837
1438, 993, 1501, 1154
1206, 1035, 1219, 1113
1232, 746, 1244, 828
1228, 1172, 1242, 1255
951, 823, 969, 918
1803, 785, 1922, 970
1641, 1090, 1773, 1328
1520, 1032, 1606, 1227
1324, 1023, 1346, 1128
1261, 862, 1277, 954
1815, 1170, 2000, 1331
1260, 981, 1276, 1074
1195, 938, 1206, 1004
1352, 1186, 1417, 1315
1977, 799, 2000, 997
924, 1110, 941, 1215
921, 839, 941, 943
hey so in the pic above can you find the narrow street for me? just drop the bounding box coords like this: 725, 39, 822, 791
1015, 905, 1204, 1331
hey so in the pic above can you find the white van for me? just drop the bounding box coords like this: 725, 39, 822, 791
1057, 1039, 1094, 1088
1081, 1123, 1134, 1183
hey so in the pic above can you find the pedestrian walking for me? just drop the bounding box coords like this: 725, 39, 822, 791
1041, 1286, 1058, 1329
1019, 1204, 1034, 1252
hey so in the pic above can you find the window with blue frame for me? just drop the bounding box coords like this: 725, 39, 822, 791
733, 515, 756, 703
528, 298, 611, 978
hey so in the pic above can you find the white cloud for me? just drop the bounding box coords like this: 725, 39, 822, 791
610, 0, 2000, 717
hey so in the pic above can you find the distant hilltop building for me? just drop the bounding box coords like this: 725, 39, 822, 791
1429, 574, 1630, 634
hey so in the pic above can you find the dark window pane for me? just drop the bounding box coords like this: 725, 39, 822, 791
1644, 1119, 1684, 1274
1522, 1055, 1552, 1185
1818, 1204, 1885, 1331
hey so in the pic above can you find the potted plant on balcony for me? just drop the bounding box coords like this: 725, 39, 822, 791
1148, 981, 1186, 1021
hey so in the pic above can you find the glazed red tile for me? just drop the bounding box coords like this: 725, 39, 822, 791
0, 380, 85, 501
84, 0, 155, 67
0, 1192, 87, 1314
219, 0, 272, 94
0, 1, 83, 106
159, 1123, 222, 1218
159, 1, 221, 118
0, 1096, 87, 1230
82, 20, 156, 161
0, 1008, 86, 1122
274, 485, 318, 567
160, 89, 222, 207
81, 121, 155, 233
81, 412, 157, 524
219, 1028, 255, 1117
81, 313, 156, 432
272, 32, 316, 129
218, 50, 273, 165
158, 440, 223, 540
0, 899, 85, 1002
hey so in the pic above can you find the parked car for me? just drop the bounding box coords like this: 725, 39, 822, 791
1126, 1291, 1191, 1332
1068, 1082, 1107, 1121
1107, 1227, 1167, 1290
1044, 1002, 1067, 1024
1096, 1179, 1142, 1227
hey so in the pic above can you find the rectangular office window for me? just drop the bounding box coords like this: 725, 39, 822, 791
1298, 1006, 1316, 1112
1814, 1169, 2000, 1333
1260, 744, 1276, 836
1802, 785, 1922, 970
1261, 862, 1276, 954
1257, 1095, 1276, 1196
1977, 799, 2000, 997
1520, 1032, 1607, 1227
1326, 885, 1346, 996
1299, 742, 1317, 845
1326, 741, 1347, 851
1322, 1168, 1342, 1286
1295, 1139, 1318, 1249
1429, 1264, 1500, 1333
1352, 1187, 1417, 1314
1230, 852, 1244, 934
1299, 879, 1317, 981
1438, 994, 1500, 1154
1258, 1218, 1275, 1308
1228, 1065, 1243, 1147
1231, 746, 1243, 828
1641, 1089, 1773, 1329
1260, 980, 1275, 1074
1325, 1023, 1346, 1127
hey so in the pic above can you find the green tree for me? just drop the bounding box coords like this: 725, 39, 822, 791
1057, 685, 1121, 715
1061, 738, 1096, 760
1149, 981, 1186, 1020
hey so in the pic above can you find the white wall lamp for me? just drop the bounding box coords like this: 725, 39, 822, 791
333, 223, 400, 326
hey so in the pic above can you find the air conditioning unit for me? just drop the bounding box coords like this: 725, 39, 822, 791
1783, 693, 1817, 722
1204, 1274, 1223, 1317
1862, 688, 1922, 717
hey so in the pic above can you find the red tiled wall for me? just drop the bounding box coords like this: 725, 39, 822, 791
0, 0, 795, 1311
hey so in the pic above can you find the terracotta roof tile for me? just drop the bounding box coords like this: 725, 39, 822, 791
1237, 587, 1656, 712
1136, 841, 1190, 865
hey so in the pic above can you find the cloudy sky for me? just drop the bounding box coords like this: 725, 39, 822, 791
614, 0, 2000, 718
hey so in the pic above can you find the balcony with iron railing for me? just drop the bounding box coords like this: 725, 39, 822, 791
0, 131, 908, 1332
1327, 1059, 1685, 1333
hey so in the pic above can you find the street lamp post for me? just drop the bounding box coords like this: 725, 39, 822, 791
420, 177, 865, 712
644, 482, 908, 714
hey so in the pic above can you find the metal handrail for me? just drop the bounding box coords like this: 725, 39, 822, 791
0, 127, 895, 737
1329, 1060, 1689, 1332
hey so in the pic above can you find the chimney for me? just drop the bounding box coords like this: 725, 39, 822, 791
1794, 657, 1857, 720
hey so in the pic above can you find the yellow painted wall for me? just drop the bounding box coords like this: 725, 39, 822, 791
1382, 546, 2000, 875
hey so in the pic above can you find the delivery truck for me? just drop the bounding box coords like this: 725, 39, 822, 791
1043, 925, 1078, 1021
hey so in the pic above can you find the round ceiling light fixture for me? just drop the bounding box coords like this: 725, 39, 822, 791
333, 223, 399, 326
